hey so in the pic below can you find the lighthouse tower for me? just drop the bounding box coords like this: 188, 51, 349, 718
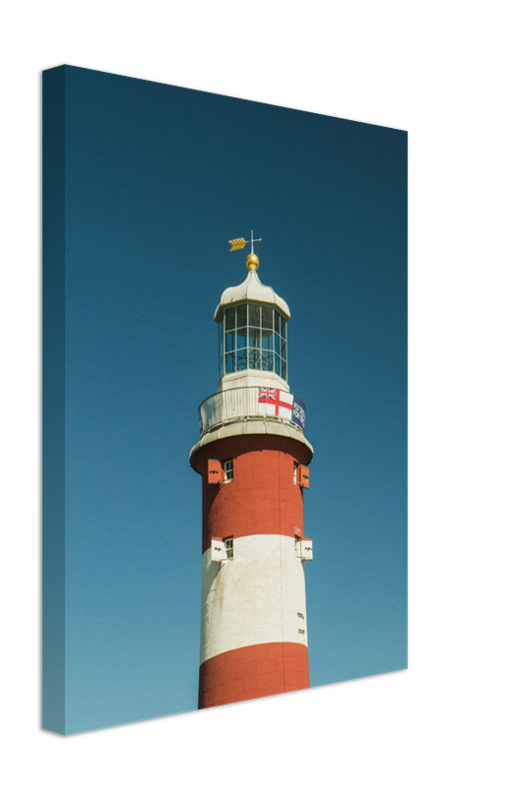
190, 236, 313, 709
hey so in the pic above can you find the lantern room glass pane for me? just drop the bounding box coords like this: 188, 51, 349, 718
226, 331, 235, 353
225, 307, 236, 331
262, 350, 273, 371
249, 348, 261, 369
248, 304, 261, 328
237, 304, 247, 328
261, 330, 273, 350
226, 353, 235, 374
261, 306, 273, 330
237, 327, 247, 349
236, 348, 248, 371
218, 320, 224, 381
248, 327, 261, 349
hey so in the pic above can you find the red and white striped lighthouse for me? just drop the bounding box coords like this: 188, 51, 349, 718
190, 238, 313, 709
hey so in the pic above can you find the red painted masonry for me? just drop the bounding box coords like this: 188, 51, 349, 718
193, 434, 312, 554
199, 642, 310, 709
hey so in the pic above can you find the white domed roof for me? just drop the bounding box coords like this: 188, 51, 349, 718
214, 269, 290, 322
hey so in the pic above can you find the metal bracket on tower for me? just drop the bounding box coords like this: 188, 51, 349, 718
210, 539, 227, 562
295, 538, 313, 561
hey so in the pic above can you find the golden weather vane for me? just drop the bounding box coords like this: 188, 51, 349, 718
228, 230, 262, 254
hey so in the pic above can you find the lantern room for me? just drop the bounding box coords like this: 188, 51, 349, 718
214, 261, 291, 392
218, 302, 287, 381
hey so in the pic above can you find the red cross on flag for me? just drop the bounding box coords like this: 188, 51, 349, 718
258, 388, 294, 421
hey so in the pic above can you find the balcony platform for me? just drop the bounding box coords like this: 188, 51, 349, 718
190, 386, 313, 467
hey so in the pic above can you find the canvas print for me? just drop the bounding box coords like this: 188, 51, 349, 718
43, 65, 407, 734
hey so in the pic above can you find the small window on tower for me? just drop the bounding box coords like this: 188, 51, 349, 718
293, 462, 298, 484
224, 460, 234, 482
224, 538, 234, 560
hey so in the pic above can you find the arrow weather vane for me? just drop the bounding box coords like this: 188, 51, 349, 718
228, 230, 262, 254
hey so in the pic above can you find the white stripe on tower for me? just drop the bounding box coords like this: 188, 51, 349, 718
200, 534, 308, 664
198, 531, 310, 709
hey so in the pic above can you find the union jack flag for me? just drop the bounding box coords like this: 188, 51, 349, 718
258, 388, 278, 402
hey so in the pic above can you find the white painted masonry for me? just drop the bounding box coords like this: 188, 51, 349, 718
200, 534, 308, 665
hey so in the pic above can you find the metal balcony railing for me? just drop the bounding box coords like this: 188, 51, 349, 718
198, 386, 306, 436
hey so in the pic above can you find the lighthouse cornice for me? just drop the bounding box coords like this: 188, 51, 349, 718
190, 417, 313, 471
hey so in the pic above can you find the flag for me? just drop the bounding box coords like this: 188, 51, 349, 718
291, 396, 306, 430
258, 388, 294, 421
257, 388, 306, 430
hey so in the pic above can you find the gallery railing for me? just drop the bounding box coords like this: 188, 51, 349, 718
198, 387, 306, 436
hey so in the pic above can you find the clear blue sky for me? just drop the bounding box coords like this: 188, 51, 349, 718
59, 65, 407, 733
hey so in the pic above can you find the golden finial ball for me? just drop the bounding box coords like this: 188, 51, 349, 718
246, 253, 259, 271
